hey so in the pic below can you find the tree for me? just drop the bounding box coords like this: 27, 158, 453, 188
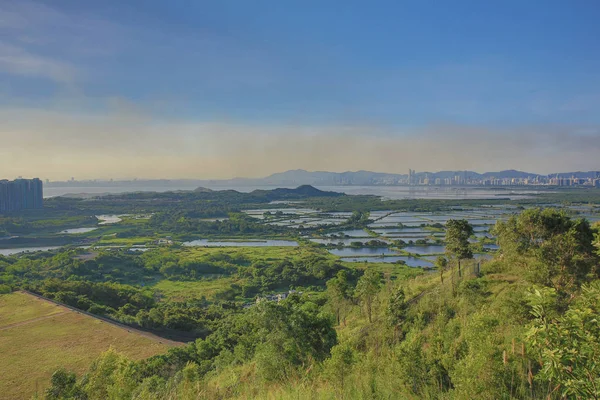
44, 369, 82, 400
435, 256, 448, 283
596, 227, 600, 257
387, 285, 408, 341
347, 211, 370, 227
81, 349, 138, 400
387, 285, 407, 326
324, 343, 356, 399
494, 208, 597, 299
355, 269, 381, 323
327, 270, 351, 325
526, 281, 600, 399
445, 219, 474, 277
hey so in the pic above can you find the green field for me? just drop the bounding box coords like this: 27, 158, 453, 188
0, 292, 171, 400
150, 247, 426, 303
175, 245, 312, 262
340, 260, 426, 280
153, 277, 245, 301
1, 187, 598, 398
151, 246, 333, 301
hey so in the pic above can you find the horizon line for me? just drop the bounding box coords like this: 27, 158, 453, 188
9, 167, 599, 183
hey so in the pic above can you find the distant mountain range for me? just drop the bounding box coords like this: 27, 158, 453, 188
208, 169, 600, 186
45, 169, 600, 189
241, 169, 403, 186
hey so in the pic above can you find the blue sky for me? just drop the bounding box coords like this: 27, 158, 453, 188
1, 0, 599, 179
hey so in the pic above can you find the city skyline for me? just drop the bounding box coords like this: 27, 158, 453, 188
10, 168, 599, 187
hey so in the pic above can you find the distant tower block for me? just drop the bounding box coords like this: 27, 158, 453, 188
0, 178, 44, 213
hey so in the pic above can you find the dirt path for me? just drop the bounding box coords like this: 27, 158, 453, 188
15, 291, 184, 347
0, 311, 67, 331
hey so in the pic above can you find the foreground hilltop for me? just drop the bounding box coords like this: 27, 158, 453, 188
14, 208, 598, 399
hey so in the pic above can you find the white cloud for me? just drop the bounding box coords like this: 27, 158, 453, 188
0, 106, 598, 180
0, 42, 77, 83
0, 0, 125, 84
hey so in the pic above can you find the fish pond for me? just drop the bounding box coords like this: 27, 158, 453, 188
341, 256, 433, 267
0, 246, 63, 256
328, 247, 399, 257
61, 227, 97, 234
402, 245, 446, 255
183, 239, 299, 247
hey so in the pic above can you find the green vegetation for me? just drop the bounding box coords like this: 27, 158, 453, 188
494, 208, 597, 303
1, 186, 599, 398
0, 246, 362, 342
355, 268, 381, 323
152, 278, 241, 302
27, 208, 599, 399
446, 219, 475, 278
0, 215, 98, 236
526, 282, 600, 398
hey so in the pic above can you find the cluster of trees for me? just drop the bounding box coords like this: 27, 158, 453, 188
346, 210, 371, 227
2, 245, 357, 340
142, 249, 248, 280
324, 268, 383, 327
0, 248, 252, 288
30, 279, 155, 316
0, 250, 83, 286
421, 222, 445, 229
494, 208, 598, 303
148, 212, 285, 236
45, 295, 337, 399
238, 254, 350, 298
27, 278, 235, 338
304, 191, 600, 212
0, 215, 98, 235
349, 239, 387, 248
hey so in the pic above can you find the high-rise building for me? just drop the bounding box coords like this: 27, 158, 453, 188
0, 178, 43, 213
408, 169, 415, 185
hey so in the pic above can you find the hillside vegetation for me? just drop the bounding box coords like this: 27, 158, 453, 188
32, 209, 600, 399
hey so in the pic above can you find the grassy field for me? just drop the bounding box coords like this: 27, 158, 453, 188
151, 246, 329, 300
96, 235, 157, 245
0, 292, 171, 400
175, 245, 317, 262
153, 277, 246, 301
153, 246, 428, 298
0, 292, 64, 326
341, 260, 426, 280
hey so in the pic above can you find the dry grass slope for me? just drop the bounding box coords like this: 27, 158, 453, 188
0, 292, 171, 400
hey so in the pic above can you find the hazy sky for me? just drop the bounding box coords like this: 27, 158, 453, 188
1, 0, 599, 180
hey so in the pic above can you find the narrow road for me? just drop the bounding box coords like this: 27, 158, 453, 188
0, 311, 67, 331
